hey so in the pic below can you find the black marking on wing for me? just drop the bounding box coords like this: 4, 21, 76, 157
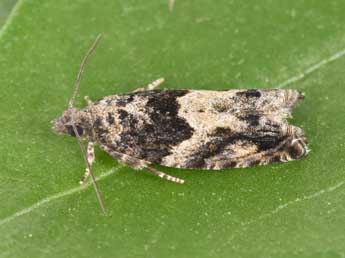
113, 90, 194, 162
115, 95, 133, 107
236, 89, 261, 98
118, 109, 128, 120
237, 113, 261, 126
185, 128, 287, 168
91, 115, 112, 143
107, 113, 115, 124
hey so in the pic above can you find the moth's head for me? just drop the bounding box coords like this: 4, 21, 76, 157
51, 108, 84, 137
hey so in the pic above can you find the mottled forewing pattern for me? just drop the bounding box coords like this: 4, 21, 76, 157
90, 90, 193, 162
89, 89, 308, 169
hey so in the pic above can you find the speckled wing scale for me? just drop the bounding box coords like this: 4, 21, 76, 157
86, 87, 308, 170
53, 80, 309, 184
52, 36, 309, 212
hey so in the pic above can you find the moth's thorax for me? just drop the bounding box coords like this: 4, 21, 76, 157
87, 95, 147, 143
52, 107, 94, 139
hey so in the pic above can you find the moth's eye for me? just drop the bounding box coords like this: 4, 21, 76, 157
67, 125, 84, 137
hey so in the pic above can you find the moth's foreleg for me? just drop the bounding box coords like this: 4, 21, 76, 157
146, 78, 165, 90
133, 78, 165, 92
79, 142, 95, 184
100, 145, 184, 184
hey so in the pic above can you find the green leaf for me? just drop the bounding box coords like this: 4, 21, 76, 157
1, 1, 345, 257
0, 0, 17, 27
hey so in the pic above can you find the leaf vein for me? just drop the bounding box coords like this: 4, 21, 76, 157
0, 166, 124, 227
241, 180, 345, 226
277, 48, 345, 88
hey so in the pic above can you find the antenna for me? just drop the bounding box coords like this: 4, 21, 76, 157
69, 34, 107, 213
68, 34, 103, 109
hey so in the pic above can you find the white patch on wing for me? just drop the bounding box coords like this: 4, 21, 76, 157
176, 91, 248, 133
161, 89, 302, 168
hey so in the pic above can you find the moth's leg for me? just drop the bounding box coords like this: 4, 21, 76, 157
79, 142, 95, 184
145, 166, 185, 184
84, 96, 93, 105
133, 78, 165, 92
146, 78, 165, 90
100, 145, 184, 184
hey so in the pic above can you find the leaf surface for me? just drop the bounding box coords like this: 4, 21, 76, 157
1, 1, 345, 257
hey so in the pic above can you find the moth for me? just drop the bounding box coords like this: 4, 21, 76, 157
52, 35, 309, 212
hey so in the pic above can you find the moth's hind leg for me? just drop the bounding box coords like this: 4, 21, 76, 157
133, 78, 165, 92
145, 166, 185, 184
100, 145, 184, 184
79, 142, 95, 184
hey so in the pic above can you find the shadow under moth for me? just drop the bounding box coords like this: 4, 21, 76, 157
52, 35, 309, 212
